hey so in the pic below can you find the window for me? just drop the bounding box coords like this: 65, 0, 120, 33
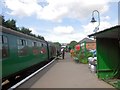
2, 35, 9, 58
43, 43, 47, 47
32, 41, 40, 55
32, 41, 38, 47
38, 42, 42, 47
0, 36, 2, 59
18, 39, 27, 46
2, 35, 8, 44
34, 42, 37, 47
0, 35, 2, 44
18, 39, 28, 56
41, 43, 44, 47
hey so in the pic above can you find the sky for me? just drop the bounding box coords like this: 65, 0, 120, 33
0, 0, 119, 43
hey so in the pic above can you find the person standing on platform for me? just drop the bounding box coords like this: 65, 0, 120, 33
62, 48, 65, 59
61, 48, 65, 59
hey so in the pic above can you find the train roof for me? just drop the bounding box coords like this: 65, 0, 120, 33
1, 25, 47, 43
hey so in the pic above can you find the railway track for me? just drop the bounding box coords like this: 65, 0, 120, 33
2, 57, 58, 90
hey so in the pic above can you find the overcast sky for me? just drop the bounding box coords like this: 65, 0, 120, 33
1, 0, 119, 43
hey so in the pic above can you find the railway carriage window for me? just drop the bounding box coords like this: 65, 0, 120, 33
33, 42, 37, 47
45, 43, 47, 47
18, 39, 28, 56
41, 43, 44, 47
32, 42, 34, 47
32, 41, 39, 55
0, 36, 2, 44
28, 40, 32, 47
37, 42, 39, 47
44, 43, 47, 47
2, 35, 9, 58
43, 43, 47, 47
19, 39, 26, 46
0, 36, 1, 58
2, 36, 8, 44
43, 43, 45, 47
38, 42, 42, 47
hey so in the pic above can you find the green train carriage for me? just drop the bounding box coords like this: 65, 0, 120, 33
48, 42, 57, 59
1, 26, 57, 81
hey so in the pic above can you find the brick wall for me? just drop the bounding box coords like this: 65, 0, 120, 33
86, 42, 96, 50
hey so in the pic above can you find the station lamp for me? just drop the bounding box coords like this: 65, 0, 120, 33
90, 10, 100, 33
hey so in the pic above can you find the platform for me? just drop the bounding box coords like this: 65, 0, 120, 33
30, 53, 114, 88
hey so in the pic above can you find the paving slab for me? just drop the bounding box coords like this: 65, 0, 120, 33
30, 53, 114, 88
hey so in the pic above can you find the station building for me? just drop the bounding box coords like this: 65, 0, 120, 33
88, 25, 120, 88
79, 38, 96, 50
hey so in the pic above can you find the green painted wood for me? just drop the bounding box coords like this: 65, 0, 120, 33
97, 38, 120, 79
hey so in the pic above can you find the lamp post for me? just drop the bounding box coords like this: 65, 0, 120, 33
90, 10, 100, 33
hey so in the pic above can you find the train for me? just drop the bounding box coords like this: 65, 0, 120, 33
0, 25, 61, 82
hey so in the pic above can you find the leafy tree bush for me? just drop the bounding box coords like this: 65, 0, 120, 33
73, 48, 93, 64
69, 41, 77, 49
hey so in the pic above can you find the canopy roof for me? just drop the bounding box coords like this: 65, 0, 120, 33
88, 25, 120, 39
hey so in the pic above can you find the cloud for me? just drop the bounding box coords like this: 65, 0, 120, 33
29, 27, 39, 35
29, 25, 86, 43
4, 0, 113, 21
4, 0, 42, 17
44, 32, 86, 43
53, 26, 74, 34
29, 26, 48, 37
36, 0, 111, 21
83, 21, 112, 35
101, 16, 110, 21
42, 26, 86, 43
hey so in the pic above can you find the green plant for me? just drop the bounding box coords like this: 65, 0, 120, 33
81, 58, 88, 64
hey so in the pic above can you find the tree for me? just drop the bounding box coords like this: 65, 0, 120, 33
40, 36, 45, 40
20, 27, 32, 35
4, 19, 17, 30
54, 42, 61, 47
37, 35, 45, 40
0, 15, 5, 26
69, 41, 78, 49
